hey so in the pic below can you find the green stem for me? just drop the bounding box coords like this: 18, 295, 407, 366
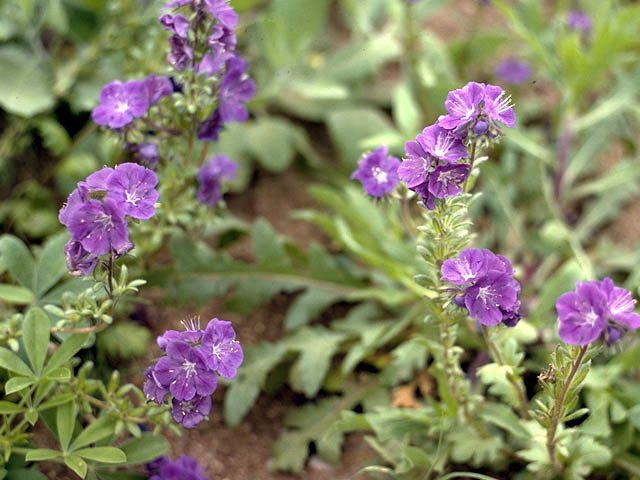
546, 345, 589, 472
463, 141, 478, 193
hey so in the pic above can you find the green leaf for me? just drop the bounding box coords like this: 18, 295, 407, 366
628, 404, 640, 430
479, 403, 530, 441
96, 322, 150, 359
284, 290, 340, 330
74, 447, 126, 464
38, 393, 76, 411
0, 235, 35, 289
0, 400, 25, 413
0, 45, 54, 116
43, 366, 70, 380
71, 417, 118, 451
35, 118, 71, 156
35, 232, 69, 296
25, 449, 62, 461
45, 334, 89, 375
272, 432, 308, 473
57, 401, 77, 452
0, 347, 33, 376
392, 82, 421, 137
64, 455, 87, 479
23, 307, 50, 375
246, 118, 297, 172
4, 468, 47, 480
117, 434, 169, 466
224, 342, 287, 427
0, 284, 35, 304
5, 376, 36, 395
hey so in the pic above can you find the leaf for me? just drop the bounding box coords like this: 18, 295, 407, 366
25, 449, 62, 461
64, 455, 87, 479
5, 376, 36, 395
75, 447, 126, 464
224, 342, 288, 427
35, 118, 71, 156
0, 235, 35, 289
0, 347, 33, 376
286, 326, 347, 397
96, 322, 151, 359
0, 45, 54, 116
57, 401, 77, 452
246, 118, 297, 173
0, 400, 25, 413
45, 334, 89, 375
449, 426, 505, 466
35, 232, 69, 296
479, 403, 530, 441
4, 468, 47, 480
272, 432, 309, 473
392, 82, 422, 137
23, 307, 50, 375
117, 434, 169, 466
71, 417, 118, 451
284, 290, 340, 330
0, 284, 34, 304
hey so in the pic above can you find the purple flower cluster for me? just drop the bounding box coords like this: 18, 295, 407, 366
556, 278, 640, 346
567, 10, 593, 35
147, 455, 209, 480
144, 318, 243, 428
441, 248, 521, 327
91, 75, 172, 129
495, 58, 532, 85
397, 82, 515, 209
59, 163, 159, 276
197, 155, 237, 206
351, 146, 400, 197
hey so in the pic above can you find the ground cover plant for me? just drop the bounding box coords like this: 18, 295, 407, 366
1, 0, 640, 479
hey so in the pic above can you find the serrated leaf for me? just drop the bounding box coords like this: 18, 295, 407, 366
117, 434, 169, 466
0, 235, 35, 289
35, 232, 69, 296
0, 347, 33, 376
75, 447, 126, 464
0, 284, 35, 304
5, 376, 36, 395
23, 307, 50, 375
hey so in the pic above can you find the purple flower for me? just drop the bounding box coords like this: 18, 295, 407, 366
133, 143, 160, 169
168, 35, 193, 71
219, 55, 255, 123
441, 248, 521, 327
438, 81, 515, 133
59, 185, 90, 227
428, 163, 470, 199
157, 317, 204, 351
209, 24, 237, 52
144, 75, 174, 105
143, 367, 170, 404
197, 155, 237, 206
153, 341, 217, 401
148, 455, 209, 480
557, 278, 640, 345
567, 10, 592, 35
205, 0, 238, 28
159, 13, 190, 38
417, 125, 469, 162
197, 109, 223, 142
171, 395, 212, 429
67, 198, 130, 256
200, 319, 243, 379
398, 141, 430, 189
412, 182, 436, 210
197, 54, 224, 77
495, 58, 532, 85
64, 240, 99, 277
106, 163, 159, 220
350, 146, 400, 197
91, 81, 150, 129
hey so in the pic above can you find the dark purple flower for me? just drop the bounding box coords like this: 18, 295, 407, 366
441, 248, 489, 285
64, 240, 99, 277
483, 84, 516, 128
465, 271, 520, 326
350, 146, 400, 197
495, 58, 532, 85
106, 163, 159, 220
148, 455, 209, 480
197, 109, 223, 142
557, 278, 640, 345
398, 141, 430, 188
159, 13, 190, 38
133, 143, 160, 169
412, 182, 436, 210
567, 10, 592, 35
197, 155, 237, 206
143, 367, 170, 404
171, 395, 212, 429
200, 319, 243, 379
67, 198, 129, 256
428, 163, 470, 199
144, 75, 174, 105
209, 23, 237, 51
153, 341, 217, 401
91, 80, 150, 129
416, 125, 469, 162
197, 54, 223, 77
219, 55, 255, 123
205, 0, 238, 27
168, 35, 193, 71
85, 167, 114, 190
59, 185, 90, 227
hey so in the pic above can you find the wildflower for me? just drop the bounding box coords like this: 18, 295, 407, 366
200, 319, 243, 378
148, 454, 209, 479
398, 140, 430, 189
197, 109, 223, 142
67, 198, 130, 256
416, 125, 469, 162
106, 163, 159, 220
351, 146, 400, 197
168, 35, 193, 71
441, 248, 521, 326
159, 13, 190, 38
218, 55, 256, 123
91, 80, 150, 129
143, 75, 174, 105
428, 164, 470, 199
64, 240, 99, 277
157, 317, 204, 350
197, 155, 237, 206
171, 395, 212, 429
143, 367, 169, 404
132, 143, 160, 169
557, 278, 640, 346
567, 10, 592, 35
495, 58, 532, 85
205, 0, 238, 28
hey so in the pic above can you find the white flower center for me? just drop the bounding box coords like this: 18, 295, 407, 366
372, 167, 388, 184
182, 360, 197, 377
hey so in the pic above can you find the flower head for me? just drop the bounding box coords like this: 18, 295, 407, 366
67, 198, 130, 256
64, 240, 99, 277
148, 455, 209, 480
416, 125, 469, 162
567, 10, 592, 35
143, 367, 170, 404
106, 163, 159, 219
143, 75, 174, 105
132, 143, 160, 169
197, 155, 237, 206
557, 278, 640, 345
428, 164, 470, 199
398, 141, 430, 188
205, 0, 238, 27
159, 13, 190, 38
168, 35, 193, 71
200, 318, 243, 378
171, 395, 212, 429
495, 58, 532, 85
91, 81, 150, 129
350, 146, 400, 197
197, 109, 223, 142
219, 55, 255, 123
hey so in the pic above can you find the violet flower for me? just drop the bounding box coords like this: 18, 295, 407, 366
200, 319, 243, 379
205, 0, 238, 28
495, 58, 532, 85
197, 109, 223, 142
143, 367, 170, 404
218, 55, 256, 123
64, 240, 99, 277
350, 146, 400, 197
567, 10, 592, 35
67, 198, 130, 256
106, 162, 159, 220
197, 155, 237, 206
148, 455, 209, 480
91, 80, 150, 129
171, 395, 212, 429
428, 164, 471, 199
416, 124, 469, 163
398, 140, 430, 189
159, 13, 190, 38
143, 75, 174, 105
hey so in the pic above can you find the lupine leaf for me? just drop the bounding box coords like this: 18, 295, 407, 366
23, 307, 50, 375
0, 235, 35, 289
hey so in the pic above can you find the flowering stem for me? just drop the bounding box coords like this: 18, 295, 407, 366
198, 142, 210, 166
480, 325, 531, 420
546, 344, 589, 472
